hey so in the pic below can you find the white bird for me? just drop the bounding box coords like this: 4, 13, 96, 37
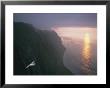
25, 60, 36, 69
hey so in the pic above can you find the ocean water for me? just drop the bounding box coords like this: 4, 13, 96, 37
54, 28, 97, 75
62, 36, 97, 75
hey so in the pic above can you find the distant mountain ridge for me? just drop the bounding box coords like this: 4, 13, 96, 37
14, 22, 72, 75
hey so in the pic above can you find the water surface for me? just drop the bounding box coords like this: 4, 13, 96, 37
54, 27, 97, 75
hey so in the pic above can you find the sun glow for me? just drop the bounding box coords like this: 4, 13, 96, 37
54, 27, 96, 41
84, 33, 90, 45
82, 33, 91, 60
81, 33, 91, 74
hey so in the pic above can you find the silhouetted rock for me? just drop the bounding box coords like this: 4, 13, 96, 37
14, 22, 72, 75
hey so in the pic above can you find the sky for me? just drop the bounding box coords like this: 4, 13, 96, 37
14, 13, 97, 30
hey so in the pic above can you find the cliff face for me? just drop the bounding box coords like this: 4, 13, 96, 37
14, 22, 72, 75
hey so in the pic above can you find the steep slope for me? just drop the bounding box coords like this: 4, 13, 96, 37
14, 22, 72, 75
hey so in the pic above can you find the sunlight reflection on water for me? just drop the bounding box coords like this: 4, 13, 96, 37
54, 28, 97, 75
82, 33, 92, 74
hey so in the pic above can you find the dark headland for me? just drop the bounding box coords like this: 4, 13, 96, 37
14, 22, 72, 75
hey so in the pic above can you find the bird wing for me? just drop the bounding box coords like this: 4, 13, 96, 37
25, 61, 36, 69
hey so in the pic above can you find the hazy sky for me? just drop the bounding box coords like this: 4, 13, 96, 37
14, 13, 97, 30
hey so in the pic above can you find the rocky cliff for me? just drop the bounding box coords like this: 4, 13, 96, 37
14, 22, 72, 75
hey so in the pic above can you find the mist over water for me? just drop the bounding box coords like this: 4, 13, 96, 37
54, 27, 97, 75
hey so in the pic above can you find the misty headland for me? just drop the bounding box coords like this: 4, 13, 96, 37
14, 22, 72, 75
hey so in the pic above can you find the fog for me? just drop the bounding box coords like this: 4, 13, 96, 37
54, 27, 97, 75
